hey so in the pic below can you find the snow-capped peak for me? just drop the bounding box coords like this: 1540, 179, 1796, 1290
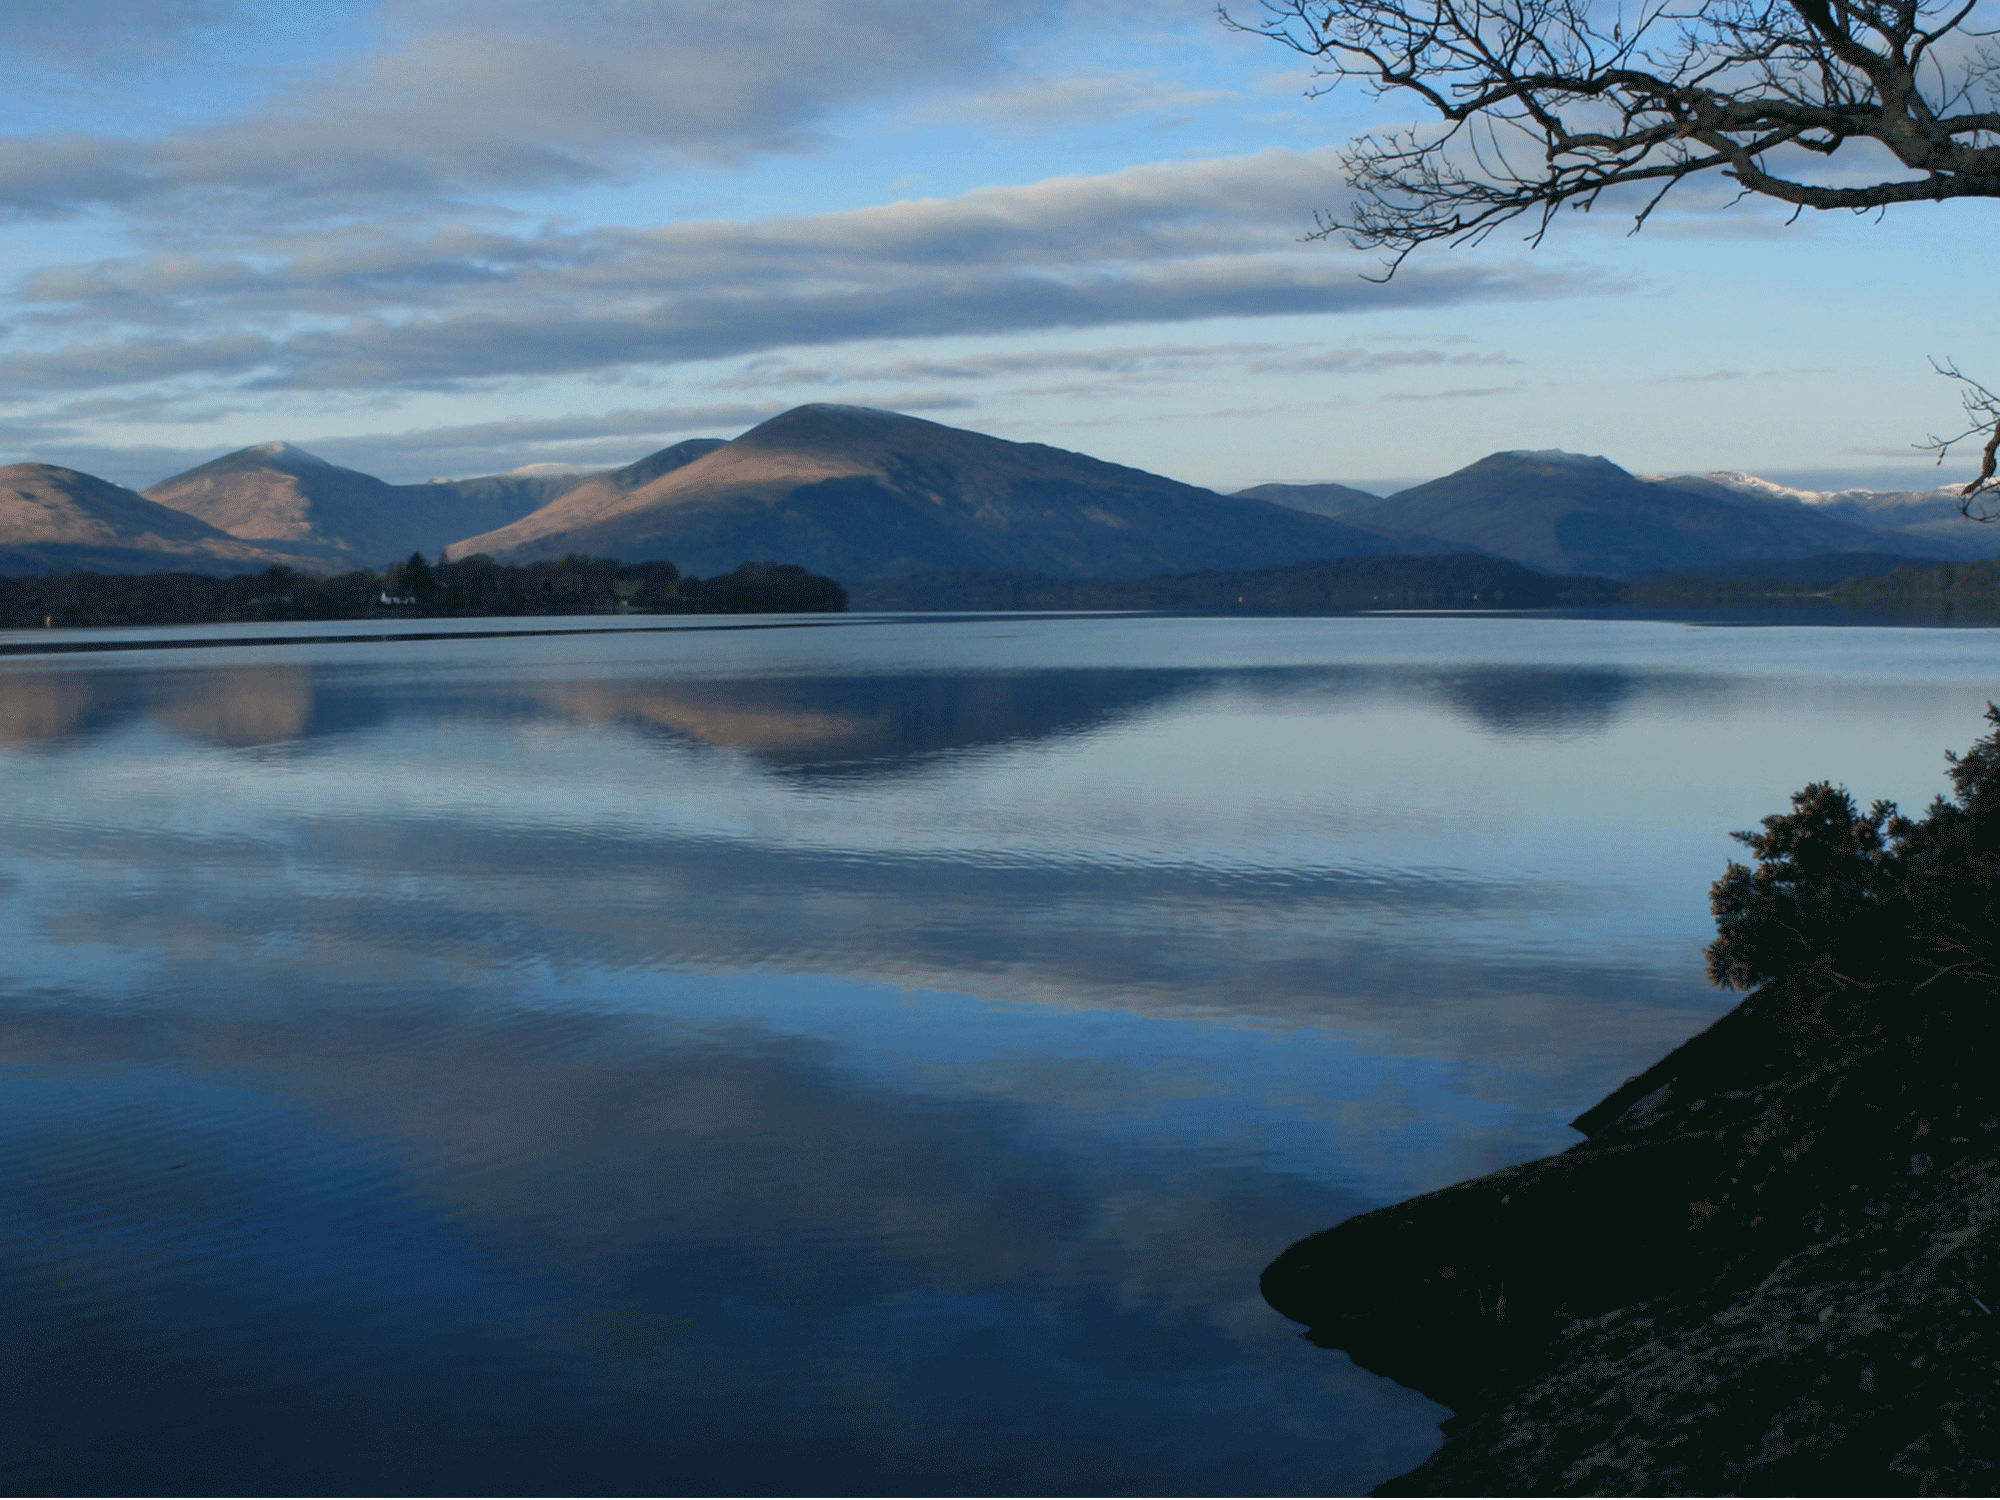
1643, 469, 1965, 508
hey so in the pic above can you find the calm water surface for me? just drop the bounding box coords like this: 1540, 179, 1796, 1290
2, 609, 1996, 1496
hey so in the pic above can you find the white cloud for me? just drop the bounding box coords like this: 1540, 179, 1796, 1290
924, 73, 1236, 131
1380, 385, 1522, 402
709, 343, 1306, 389
30, 391, 983, 486
0, 150, 1601, 398
0, 0, 1067, 222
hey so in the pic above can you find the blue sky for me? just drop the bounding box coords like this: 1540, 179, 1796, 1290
0, 0, 1992, 493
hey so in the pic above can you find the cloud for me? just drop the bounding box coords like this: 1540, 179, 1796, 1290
0, 0, 1066, 222
699, 340, 1522, 410
3, 0, 253, 65
0, 150, 1602, 400
0, 332, 279, 393
28, 392, 979, 486
708, 343, 1307, 389
1380, 385, 1521, 401
15, 149, 1367, 327
925, 72, 1236, 131
301, 390, 974, 474
1650, 366, 1836, 385
1248, 348, 1518, 373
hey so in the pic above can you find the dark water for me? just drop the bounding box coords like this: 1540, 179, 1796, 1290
3, 610, 1996, 1496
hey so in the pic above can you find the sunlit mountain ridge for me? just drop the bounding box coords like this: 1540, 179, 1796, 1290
1, 410, 1990, 580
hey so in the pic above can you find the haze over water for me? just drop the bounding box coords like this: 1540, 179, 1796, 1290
3, 609, 1996, 1496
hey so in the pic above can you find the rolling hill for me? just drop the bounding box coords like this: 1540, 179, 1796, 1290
447, 405, 1451, 579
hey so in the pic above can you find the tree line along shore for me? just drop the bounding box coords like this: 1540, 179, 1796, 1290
1627, 554, 2000, 609
0, 554, 848, 629
4, 547, 1998, 631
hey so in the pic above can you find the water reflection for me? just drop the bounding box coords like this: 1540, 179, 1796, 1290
1429, 666, 1640, 738
2, 993, 1438, 1497
0, 673, 100, 745
0, 655, 1710, 767
537, 669, 1203, 774
153, 665, 316, 748
4, 614, 1998, 1495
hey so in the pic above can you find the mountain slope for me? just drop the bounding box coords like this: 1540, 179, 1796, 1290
450, 439, 727, 558
1345, 450, 1969, 577
397, 467, 613, 524
1658, 471, 1998, 558
0, 462, 324, 576
144, 442, 634, 566
145, 443, 408, 563
1232, 481, 1383, 518
447, 405, 1449, 579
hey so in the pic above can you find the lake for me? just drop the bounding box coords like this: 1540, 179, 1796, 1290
2, 607, 1995, 1496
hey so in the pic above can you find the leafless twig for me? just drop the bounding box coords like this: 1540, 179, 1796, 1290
1920, 359, 2000, 520
1223, 0, 2000, 275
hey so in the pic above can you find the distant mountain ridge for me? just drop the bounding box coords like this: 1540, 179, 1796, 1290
4, 415, 1993, 583
0, 462, 327, 576
1327, 449, 1989, 577
1231, 481, 1383, 518
1652, 470, 1989, 556
142, 441, 605, 567
448, 405, 1458, 580
452, 439, 728, 561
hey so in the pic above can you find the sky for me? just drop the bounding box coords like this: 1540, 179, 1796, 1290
0, 0, 1993, 494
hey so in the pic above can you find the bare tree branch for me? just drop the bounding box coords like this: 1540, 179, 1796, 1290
1223, 0, 2000, 274
1922, 359, 2000, 517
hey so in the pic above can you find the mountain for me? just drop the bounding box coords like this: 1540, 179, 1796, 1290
1231, 481, 1383, 518
143, 442, 642, 567
0, 462, 325, 576
400, 467, 613, 520
144, 443, 401, 564
449, 439, 728, 559
446, 405, 1451, 579
1340, 450, 1974, 578
1655, 471, 1997, 558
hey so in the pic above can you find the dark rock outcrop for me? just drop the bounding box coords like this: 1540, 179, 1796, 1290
1267, 719, 2000, 1495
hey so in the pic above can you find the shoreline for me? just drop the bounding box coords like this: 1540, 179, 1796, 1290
1265, 875, 2000, 1492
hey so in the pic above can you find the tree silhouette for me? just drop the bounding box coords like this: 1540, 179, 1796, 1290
402, 551, 438, 601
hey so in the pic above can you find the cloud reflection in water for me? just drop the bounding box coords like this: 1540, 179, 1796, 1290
3, 613, 1997, 1494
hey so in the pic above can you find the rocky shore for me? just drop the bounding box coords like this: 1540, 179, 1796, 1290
1266, 717, 2000, 1495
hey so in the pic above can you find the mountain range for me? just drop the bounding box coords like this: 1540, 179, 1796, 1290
0, 406, 1991, 584
140, 442, 595, 566
0, 463, 328, 576
446, 405, 1450, 578
1265, 450, 1990, 578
